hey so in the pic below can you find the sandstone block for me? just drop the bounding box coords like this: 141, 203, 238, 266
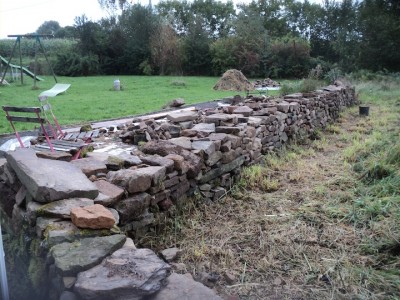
70, 204, 116, 229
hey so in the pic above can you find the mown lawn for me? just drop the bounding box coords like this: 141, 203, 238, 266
0, 75, 283, 135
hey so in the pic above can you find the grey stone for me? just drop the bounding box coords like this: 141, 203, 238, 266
191, 123, 216, 133
0, 158, 7, 173
94, 180, 125, 206
15, 185, 27, 206
107, 207, 120, 225
215, 126, 241, 135
167, 111, 198, 123
74, 248, 170, 300
208, 133, 228, 143
199, 156, 245, 184
170, 98, 185, 107
36, 151, 72, 162
160, 247, 182, 262
70, 158, 108, 177
36, 217, 62, 238
114, 192, 151, 224
141, 155, 174, 173
37, 198, 94, 219
233, 106, 253, 117
148, 273, 222, 300
107, 166, 165, 194
142, 141, 202, 179
59, 291, 78, 300
212, 187, 226, 200
5, 148, 98, 203
205, 113, 236, 124
46, 222, 114, 248
191, 140, 216, 156
168, 137, 192, 150
121, 210, 155, 231
206, 151, 222, 166
51, 234, 126, 276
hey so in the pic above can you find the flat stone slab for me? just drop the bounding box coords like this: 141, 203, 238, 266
107, 166, 166, 194
191, 140, 216, 156
166, 111, 198, 123
70, 157, 108, 176
44, 220, 114, 247
114, 192, 151, 224
51, 234, 126, 276
233, 106, 253, 117
168, 137, 192, 150
191, 123, 216, 133
5, 148, 98, 203
140, 155, 174, 173
38, 198, 95, 219
93, 180, 124, 206
74, 247, 170, 300
205, 113, 235, 124
149, 273, 222, 300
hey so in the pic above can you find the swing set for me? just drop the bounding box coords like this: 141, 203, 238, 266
0, 34, 58, 87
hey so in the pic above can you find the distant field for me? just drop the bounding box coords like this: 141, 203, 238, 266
0, 75, 283, 135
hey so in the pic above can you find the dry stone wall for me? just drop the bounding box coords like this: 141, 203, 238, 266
0, 83, 357, 300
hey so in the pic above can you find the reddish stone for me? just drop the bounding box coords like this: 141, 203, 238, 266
71, 204, 115, 229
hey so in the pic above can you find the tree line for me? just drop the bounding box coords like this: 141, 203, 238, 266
4, 0, 399, 78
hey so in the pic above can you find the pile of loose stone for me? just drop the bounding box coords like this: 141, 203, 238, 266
0, 82, 357, 300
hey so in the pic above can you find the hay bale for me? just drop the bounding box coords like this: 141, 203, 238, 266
213, 69, 253, 92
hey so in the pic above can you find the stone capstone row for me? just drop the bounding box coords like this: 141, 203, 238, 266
0, 82, 357, 300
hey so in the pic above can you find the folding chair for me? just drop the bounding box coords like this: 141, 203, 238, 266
38, 95, 65, 139
2, 105, 87, 160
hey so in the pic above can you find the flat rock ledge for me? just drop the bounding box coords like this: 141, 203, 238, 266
5, 148, 98, 202
50, 234, 126, 276
74, 247, 170, 300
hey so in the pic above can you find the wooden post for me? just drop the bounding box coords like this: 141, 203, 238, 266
18, 37, 23, 85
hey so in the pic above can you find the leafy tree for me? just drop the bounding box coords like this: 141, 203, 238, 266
150, 22, 182, 75
156, 0, 235, 38
181, 16, 212, 75
357, 0, 400, 71
210, 37, 239, 75
268, 35, 312, 78
119, 4, 159, 74
36, 21, 61, 36
232, 5, 268, 76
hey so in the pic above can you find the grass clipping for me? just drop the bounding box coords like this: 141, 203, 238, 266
213, 69, 254, 92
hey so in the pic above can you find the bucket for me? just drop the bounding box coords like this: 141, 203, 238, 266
359, 106, 369, 116
113, 79, 120, 91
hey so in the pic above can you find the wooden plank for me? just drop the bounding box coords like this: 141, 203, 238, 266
51, 140, 84, 147
2, 106, 41, 113
34, 144, 76, 152
6, 116, 45, 123
91, 129, 100, 138
70, 132, 80, 139
63, 133, 74, 140
84, 131, 93, 139
77, 132, 87, 139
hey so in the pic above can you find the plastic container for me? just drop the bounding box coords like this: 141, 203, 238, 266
359, 105, 369, 116
113, 79, 120, 91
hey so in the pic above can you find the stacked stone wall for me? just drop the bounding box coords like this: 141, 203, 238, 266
0, 83, 357, 299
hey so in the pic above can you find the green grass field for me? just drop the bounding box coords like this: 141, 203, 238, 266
0, 76, 234, 134
0, 75, 284, 135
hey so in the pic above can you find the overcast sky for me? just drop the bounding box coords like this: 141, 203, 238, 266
0, 0, 324, 39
